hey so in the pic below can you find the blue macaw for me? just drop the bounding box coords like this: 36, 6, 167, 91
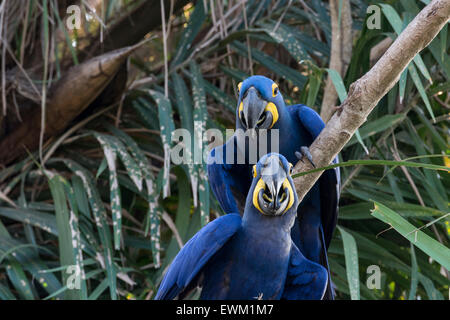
155, 153, 328, 300
207, 75, 340, 299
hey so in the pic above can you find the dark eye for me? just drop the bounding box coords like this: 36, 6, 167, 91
272, 84, 279, 97
289, 163, 293, 175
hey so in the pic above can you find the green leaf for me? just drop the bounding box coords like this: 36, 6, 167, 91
404, 120, 448, 212
72, 176, 90, 218
190, 61, 210, 226
380, 4, 403, 35
440, 24, 447, 63
48, 175, 83, 299
160, 167, 191, 270
172, 73, 198, 207
408, 244, 418, 300
418, 274, 444, 300
148, 90, 175, 199
398, 69, 408, 104
171, 0, 207, 67
408, 64, 435, 121
412, 107, 447, 151
0, 282, 16, 300
340, 201, 445, 220
386, 172, 404, 203
346, 114, 405, 147
219, 65, 249, 82
110, 135, 143, 191
371, 201, 450, 271
292, 158, 449, 179
232, 41, 307, 89
58, 159, 117, 300
63, 180, 88, 299
172, 73, 194, 133
132, 99, 160, 130
94, 135, 123, 250
0, 236, 62, 298
202, 78, 236, 113
258, 21, 312, 62
88, 278, 109, 300
305, 65, 323, 107
326, 68, 368, 153
6, 259, 34, 300
429, 35, 450, 79
338, 226, 360, 300
96, 158, 107, 179
291, 5, 331, 44
0, 207, 57, 235
103, 125, 163, 267
381, 4, 433, 84
326, 68, 347, 104
413, 54, 433, 85
146, 185, 163, 268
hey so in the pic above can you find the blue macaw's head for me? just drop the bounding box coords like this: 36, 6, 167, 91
236, 75, 286, 130
247, 153, 299, 218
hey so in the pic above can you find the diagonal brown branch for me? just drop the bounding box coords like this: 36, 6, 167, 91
0, 43, 145, 165
293, 0, 450, 203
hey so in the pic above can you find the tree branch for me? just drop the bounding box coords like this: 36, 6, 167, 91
320, 0, 353, 123
0, 43, 144, 165
369, 37, 393, 66
293, 0, 450, 203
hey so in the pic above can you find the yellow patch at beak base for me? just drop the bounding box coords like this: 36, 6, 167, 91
252, 179, 265, 214
264, 102, 279, 128
238, 101, 243, 118
252, 178, 295, 215
282, 178, 295, 214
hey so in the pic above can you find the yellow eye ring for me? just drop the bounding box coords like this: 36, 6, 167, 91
252, 165, 257, 178
288, 163, 293, 175
272, 83, 279, 97
238, 82, 243, 94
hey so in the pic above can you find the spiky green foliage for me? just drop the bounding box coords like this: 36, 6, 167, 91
0, 0, 448, 300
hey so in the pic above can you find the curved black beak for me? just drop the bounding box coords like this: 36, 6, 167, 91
241, 87, 272, 130
257, 156, 290, 216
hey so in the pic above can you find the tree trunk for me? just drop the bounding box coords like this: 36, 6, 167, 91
320, 0, 353, 123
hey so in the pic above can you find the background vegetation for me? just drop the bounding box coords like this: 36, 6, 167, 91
0, 0, 448, 300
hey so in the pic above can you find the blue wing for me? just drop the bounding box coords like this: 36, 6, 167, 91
292, 104, 340, 248
155, 214, 242, 300
295, 104, 326, 137
291, 104, 340, 299
207, 137, 251, 215
320, 157, 340, 248
282, 243, 328, 300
